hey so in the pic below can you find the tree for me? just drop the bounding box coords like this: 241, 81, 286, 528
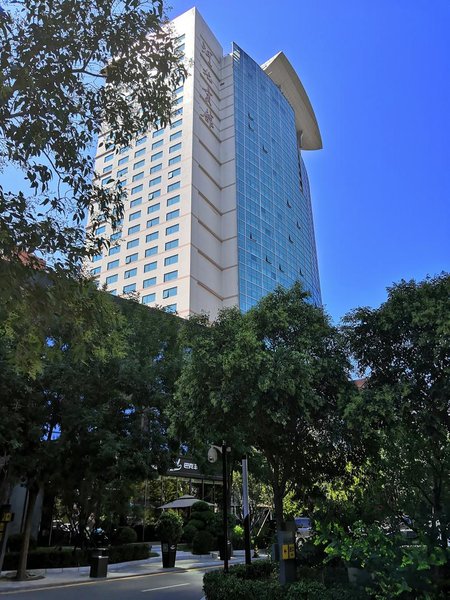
343, 274, 450, 550
171, 284, 354, 529
0, 274, 182, 578
0, 0, 186, 270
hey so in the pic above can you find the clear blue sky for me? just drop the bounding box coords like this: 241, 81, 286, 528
171, 0, 450, 323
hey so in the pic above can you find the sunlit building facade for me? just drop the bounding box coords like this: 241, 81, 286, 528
86, 8, 322, 318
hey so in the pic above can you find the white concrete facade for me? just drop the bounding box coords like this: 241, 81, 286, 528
86, 8, 322, 319
86, 8, 237, 319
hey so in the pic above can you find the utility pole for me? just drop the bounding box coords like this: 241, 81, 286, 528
242, 455, 251, 565
221, 442, 229, 573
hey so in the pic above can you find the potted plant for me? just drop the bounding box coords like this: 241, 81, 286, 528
155, 510, 183, 568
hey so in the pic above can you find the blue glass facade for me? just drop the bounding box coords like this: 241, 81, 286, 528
233, 44, 322, 310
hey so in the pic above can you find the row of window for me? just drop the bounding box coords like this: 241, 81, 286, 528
119, 284, 178, 299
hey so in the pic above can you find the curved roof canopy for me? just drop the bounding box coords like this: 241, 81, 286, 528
261, 52, 322, 151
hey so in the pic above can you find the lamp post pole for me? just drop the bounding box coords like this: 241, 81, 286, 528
242, 455, 251, 565
221, 442, 229, 573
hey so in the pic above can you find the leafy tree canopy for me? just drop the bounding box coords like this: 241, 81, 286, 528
0, 0, 186, 269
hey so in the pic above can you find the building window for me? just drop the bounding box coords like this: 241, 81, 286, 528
118, 156, 129, 165
127, 238, 139, 249
117, 167, 128, 177
166, 209, 180, 221
147, 217, 159, 228
164, 270, 178, 282
165, 303, 177, 313
169, 142, 182, 154
144, 261, 157, 272
146, 231, 159, 243
110, 231, 122, 241
165, 239, 179, 250
166, 224, 179, 235
132, 171, 144, 182
130, 197, 142, 208
150, 163, 162, 174
125, 253, 138, 264
131, 184, 143, 194
119, 145, 130, 154
147, 203, 160, 214
95, 225, 106, 234
168, 155, 181, 166
103, 164, 113, 174
134, 148, 145, 158
164, 254, 178, 266
110, 289, 117, 295
129, 210, 141, 221
148, 189, 161, 200
170, 119, 182, 129
149, 176, 162, 187
136, 135, 147, 146
106, 274, 118, 285
162, 286, 177, 299
174, 85, 183, 94
102, 176, 113, 186
90, 267, 101, 276
143, 277, 156, 288
173, 107, 183, 117
152, 128, 164, 138
134, 159, 145, 170
124, 268, 137, 279
152, 139, 163, 150
145, 246, 158, 257
123, 283, 136, 293
174, 96, 183, 105
107, 259, 119, 270
169, 130, 182, 141
108, 245, 120, 256
104, 153, 114, 163
167, 182, 180, 193
167, 194, 180, 207
168, 167, 181, 179
151, 151, 163, 162
142, 293, 156, 304
128, 224, 140, 235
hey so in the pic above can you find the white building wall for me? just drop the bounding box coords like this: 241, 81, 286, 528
85, 8, 238, 320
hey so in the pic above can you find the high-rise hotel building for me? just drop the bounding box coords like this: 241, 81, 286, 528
87, 8, 322, 318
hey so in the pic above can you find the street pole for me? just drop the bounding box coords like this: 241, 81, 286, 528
222, 442, 229, 573
242, 455, 251, 565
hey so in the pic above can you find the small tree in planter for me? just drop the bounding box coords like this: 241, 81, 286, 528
155, 511, 183, 568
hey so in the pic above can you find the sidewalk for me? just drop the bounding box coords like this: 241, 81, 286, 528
0, 549, 260, 593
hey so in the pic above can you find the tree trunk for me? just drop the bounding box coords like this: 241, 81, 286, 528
15, 482, 40, 581
272, 482, 285, 532
0, 477, 12, 576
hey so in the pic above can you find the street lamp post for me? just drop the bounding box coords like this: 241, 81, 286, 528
208, 443, 231, 573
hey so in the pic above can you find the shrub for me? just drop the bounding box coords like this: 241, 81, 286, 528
192, 530, 214, 555
203, 570, 284, 600
182, 523, 198, 544
229, 559, 277, 580
6, 534, 37, 553
112, 526, 137, 545
2, 543, 151, 571
188, 518, 205, 531
286, 580, 366, 600
191, 500, 210, 512
231, 524, 245, 550
155, 510, 183, 544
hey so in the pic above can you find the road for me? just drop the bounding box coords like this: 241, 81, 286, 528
0, 567, 209, 599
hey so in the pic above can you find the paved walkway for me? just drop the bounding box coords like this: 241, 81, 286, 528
0, 549, 262, 593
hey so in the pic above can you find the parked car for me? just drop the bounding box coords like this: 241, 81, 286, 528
294, 517, 312, 539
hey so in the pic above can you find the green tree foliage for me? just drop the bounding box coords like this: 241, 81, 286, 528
171, 284, 354, 528
0, 275, 182, 578
343, 274, 450, 550
0, 0, 186, 269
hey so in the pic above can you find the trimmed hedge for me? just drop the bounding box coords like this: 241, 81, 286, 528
203, 570, 285, 600
3, 542, 152, 571
203, 561, 366, 600
192, 530, 214, 555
